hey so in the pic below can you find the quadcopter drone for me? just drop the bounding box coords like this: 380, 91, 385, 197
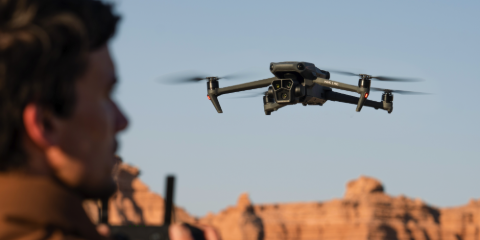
168, 61, 426, 115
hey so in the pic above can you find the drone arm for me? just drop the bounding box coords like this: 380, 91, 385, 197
313, 78, 361, 93
325, 91, 386, 110
216, 77, 277, 96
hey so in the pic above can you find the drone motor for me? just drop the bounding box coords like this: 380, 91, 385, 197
206, 77, 219, 90
382, 92, 394, 103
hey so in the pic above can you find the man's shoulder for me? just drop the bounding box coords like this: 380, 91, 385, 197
0, 174, 106, 240
0, 220, 97, 240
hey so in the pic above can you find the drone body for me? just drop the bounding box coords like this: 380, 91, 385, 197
206, 61, 402, 115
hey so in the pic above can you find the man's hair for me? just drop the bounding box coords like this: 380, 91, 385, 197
0, 0, 120, 171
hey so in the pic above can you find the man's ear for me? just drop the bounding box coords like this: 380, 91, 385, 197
23, 103, 57, 149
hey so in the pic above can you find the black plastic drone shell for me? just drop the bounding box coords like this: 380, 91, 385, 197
269, 61, 329, 81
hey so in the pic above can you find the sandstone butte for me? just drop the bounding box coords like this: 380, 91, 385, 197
84, 163, 480, 240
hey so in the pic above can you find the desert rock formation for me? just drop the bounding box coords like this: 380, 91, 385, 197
199, 176, 438, 240
200, 176, 480, 240
441, 199, 480, 240
84, 165, 480, 240
84, 163, 195, 225
200, 193, 264, 240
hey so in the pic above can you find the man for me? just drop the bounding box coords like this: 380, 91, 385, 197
0, 0, 219, 239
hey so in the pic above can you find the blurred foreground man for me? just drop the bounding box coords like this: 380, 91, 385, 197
0, 0, 219, 239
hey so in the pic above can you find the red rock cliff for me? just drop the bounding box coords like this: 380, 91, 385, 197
200, 176, 479, 240
85, 166, 480, 240
84, 163, 196, 225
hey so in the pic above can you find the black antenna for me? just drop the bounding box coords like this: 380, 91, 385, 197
108, 175, 185, 240
163, 175, 175, 225
99, 197, 109, 224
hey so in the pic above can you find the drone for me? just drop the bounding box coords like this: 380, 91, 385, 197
167, 62, 426, 115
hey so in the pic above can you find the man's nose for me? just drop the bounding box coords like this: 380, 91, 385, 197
114, 103, 129, 133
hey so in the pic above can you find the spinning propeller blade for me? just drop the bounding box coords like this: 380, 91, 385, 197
159, 71, 259, 85
327, 69, 423, 82
159, 74, 208, 84
327, 69, 358, 77
370, 87, 430, 95
220, 72, 255, 80
370, 76, 422, 82
233, 91, 267, 98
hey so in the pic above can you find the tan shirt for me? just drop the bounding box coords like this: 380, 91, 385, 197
0, 174, 107, 240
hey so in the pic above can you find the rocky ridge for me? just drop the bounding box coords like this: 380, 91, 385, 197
84, 164, 480, 240
84, 163, 195, 225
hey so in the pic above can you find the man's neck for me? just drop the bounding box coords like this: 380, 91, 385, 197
20, 137, 54, 176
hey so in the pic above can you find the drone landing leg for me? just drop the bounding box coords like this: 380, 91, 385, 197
207, 94, 223, 113
356, 92, 367, 112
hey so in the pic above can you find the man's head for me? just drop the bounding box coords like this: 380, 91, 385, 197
0, 0, 128, 198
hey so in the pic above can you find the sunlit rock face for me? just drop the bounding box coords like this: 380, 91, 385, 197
440, 199, 480, 240
84, 163, 196, 225
200, 193, 264, 240
198, 176, 480, 240
344, 175, 385, 199
84, 166, 480, 240
201, 176, 441, 240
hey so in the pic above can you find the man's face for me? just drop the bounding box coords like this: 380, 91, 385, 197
47, 46, 128, 198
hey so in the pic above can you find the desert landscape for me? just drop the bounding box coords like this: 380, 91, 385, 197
84, 163, 480, 240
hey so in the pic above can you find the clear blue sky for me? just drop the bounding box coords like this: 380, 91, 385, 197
110, 0, 480, 216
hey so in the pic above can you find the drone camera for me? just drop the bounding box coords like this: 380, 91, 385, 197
272, 79, 296, 103
282, 80, 293, 88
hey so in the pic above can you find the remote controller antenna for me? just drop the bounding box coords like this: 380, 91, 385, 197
164, 175, 175, 225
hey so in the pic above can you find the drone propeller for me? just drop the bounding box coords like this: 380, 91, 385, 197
159, 72, 255, 85
370, 87, 430, 95
233, 90, 267, 98
327, 69, 422, 82
327, 70, 358, 77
